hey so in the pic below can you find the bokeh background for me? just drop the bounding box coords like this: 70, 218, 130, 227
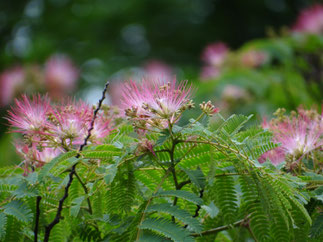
0, 0, 322, 166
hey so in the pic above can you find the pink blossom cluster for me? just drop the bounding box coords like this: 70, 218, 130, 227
121, 78, 194, 131
200, 42, 229, 80
259, 107, 323, 166
0, 55, 78, 107
292, 4, 323, 34
7, 94, 111, 173
109, 60, 173, 107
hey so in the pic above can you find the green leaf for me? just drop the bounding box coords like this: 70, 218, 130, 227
147, 203, 202, 233
201, 202, 219, 219
104, 164, 118, 185
38, 150, 77, 181
0, 212, 7, 239
309, 213, 323, 239
140, 218, 194, 242
70, 196, 85, 217
3, 200, 32, 223
154, 190, 203, 205
180, 167, 205, 189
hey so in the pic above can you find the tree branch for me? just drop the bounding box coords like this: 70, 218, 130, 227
191, 215, 250, 237
43, 81, 109, 242
34, 196, 41, 242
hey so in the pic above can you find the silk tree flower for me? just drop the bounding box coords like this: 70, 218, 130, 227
16, 143, 60, 170
292, 4, 323, 34
0, 67, 25, 107
121, 79, 193, 129
201, 42, 229, 67
200, 66, 221, 81
7, 94, 52, 135
143, 60, 173, 81
90, 115, 112, 143
259, 108, 323, 165
200, 42, 229, 81
240, 50, 268, 68
45, 55, 79, 99
51, 100, 93, 146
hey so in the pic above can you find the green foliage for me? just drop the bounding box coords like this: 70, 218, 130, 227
140, 218, 194, 242
0, 109, 320, 241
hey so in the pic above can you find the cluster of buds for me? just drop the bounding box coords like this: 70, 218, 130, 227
121, 79, 193, 132
199, 101, 219, 116
7, 94, 112, 172
135, 138, 156, 156
259, 107, 323, 166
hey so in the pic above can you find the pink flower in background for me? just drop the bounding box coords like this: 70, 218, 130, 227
7, 94, 52, 134
201, 42, 229, 67
221, 85, 249, 102
259, 107, 323, 165
200, 66, 220, 80
143, 60, 173, 81
0, 67, 25, 107
200, 42, 229, 80
241, 50, 268, 68
292, 4, 323, 34
45, 55, 79, 98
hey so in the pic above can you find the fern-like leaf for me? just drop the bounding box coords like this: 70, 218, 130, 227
140, 218, 194, 242
147, 203, 202, 233
154, 190, 203, 205
3, 200, 32, 223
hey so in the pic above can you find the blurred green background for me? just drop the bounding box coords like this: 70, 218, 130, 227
0, 0, 322, 166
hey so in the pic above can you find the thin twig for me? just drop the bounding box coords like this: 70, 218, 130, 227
191, 215, 250, 237
74, 171, 92, 214
43, 81, 109, 242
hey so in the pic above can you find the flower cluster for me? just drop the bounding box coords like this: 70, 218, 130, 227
7, 94, 112, 173
121, 79, 193, 131
0, 54, 78, 107
259, 107, 323, 166
292, 4, 323, 34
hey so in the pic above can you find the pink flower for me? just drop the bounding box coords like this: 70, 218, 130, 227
90, 115, 112, 143
200, 66, 221, 80
16, 143, 60, 168
7, 94, 52, 134
292, 4, 323, 34
45, 55, 79, 98
240, 50, 268, 68
143, 60, 173, 81
121, 78, 193, 127
201, 42, 229, 67
259, 147, 286, 165
0, 67, 25, 107
51, 100, 93, 145
259, 107, 323, 165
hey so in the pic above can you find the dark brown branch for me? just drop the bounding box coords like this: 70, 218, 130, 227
34, 196, 41, 242
43, 81, 109, 242
191, 215, 250, 237
193, 189, 204, 218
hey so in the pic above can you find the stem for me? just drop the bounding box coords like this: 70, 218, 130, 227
191, 215, 250, 237
74, 171, 92, 214
43, 81, 109, 242
136, 168, 172, 240
34, 196, 41, 242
